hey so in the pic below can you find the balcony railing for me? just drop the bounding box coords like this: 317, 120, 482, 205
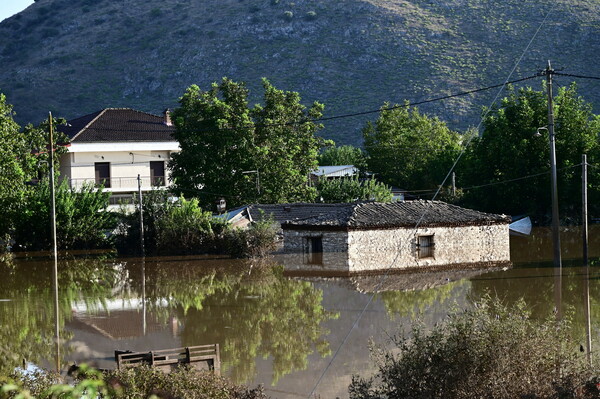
68, 176, 167, 190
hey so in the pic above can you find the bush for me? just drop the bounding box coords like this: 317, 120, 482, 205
305, 11, 317, 20
283, 11, 293, 21
316, 176, 392, 203
12, 179, 114, 251
349, 296, 600, 399
1, 365, 267, 399
224, 217, 278, 258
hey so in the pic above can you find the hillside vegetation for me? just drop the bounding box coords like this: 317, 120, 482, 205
1, 0, 599, 144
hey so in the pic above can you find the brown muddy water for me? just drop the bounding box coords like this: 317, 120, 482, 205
1, 226, 600, 398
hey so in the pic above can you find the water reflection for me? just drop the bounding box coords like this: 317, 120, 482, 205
0, 226, 599, 398
0, 255, 121, 375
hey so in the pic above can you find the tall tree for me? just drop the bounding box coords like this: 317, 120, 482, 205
318, 144, 367, 170
315, 176, 392, 203
459, 83, 600, 217
0, 94, 26, 239
363, 102, 462, 191
170, 78, 324, 208
252, 79, 324, 204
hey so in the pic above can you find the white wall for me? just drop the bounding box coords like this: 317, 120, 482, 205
60, 145, 178, 192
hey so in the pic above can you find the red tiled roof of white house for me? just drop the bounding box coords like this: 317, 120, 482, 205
281, 201, 511, 230
61, 108, 175, 142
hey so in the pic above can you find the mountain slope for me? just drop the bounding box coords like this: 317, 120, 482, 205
1, 0, 600, 145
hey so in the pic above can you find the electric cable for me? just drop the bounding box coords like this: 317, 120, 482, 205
306, 4, 555, 397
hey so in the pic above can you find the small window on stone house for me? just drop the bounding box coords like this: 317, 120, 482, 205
305, 236, 323, 264
417, 234, 434, 259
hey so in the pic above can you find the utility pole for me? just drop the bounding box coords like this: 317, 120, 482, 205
48, 112, 60, 373
544, 61, 562, 270
137, 174, 145, 256
582, 154, 592, 365
582, 154, 588, 266
451, 172, 456, 197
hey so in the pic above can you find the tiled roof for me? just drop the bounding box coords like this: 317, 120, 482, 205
61, 108, 175, 142
281, 201, 511, 229
247, 203, 349, 224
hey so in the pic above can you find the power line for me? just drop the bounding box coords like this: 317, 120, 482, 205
59, 75, 539, 137
307, 5, 555, 398
554, 72, 600, 81
313, 75, 539, 123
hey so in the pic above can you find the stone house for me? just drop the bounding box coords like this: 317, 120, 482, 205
280, 201, 511, 275
59, 108, 179, 208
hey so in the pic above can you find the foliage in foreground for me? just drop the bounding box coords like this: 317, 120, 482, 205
1, 365, 267, 399
349, 296, 600, 399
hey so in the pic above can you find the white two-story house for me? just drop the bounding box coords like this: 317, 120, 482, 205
59, 108, 179, 206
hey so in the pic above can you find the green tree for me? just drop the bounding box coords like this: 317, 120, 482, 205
13, 179, 114, 251
318, 145, 366, 170
0, 94, 26, 241
315, 176, 392, 203
252, 79, 324, 203
170, 78, 324, 208
363, 102, 462, 191
459, 83, 600, 217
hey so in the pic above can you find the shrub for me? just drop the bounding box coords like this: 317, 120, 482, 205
305, 11, 317, 20
1, 365, 267, 399
316, 176, 392, 203
283, 11, 293, 21
12, 179, 114, 251
224, 216, 278, 258
349, 296, 600, 399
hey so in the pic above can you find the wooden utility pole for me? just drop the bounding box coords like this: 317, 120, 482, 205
582, 154, 592, 365
48, 112, 60, 373
582, 154, 588, 265
137, 174, 145, 256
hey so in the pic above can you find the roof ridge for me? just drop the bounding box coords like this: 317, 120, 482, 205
101, 107, 167, 119
70, 108, 108, 141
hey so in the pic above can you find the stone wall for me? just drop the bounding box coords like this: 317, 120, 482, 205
281, 229, 349, 273
347, 224, 510, 273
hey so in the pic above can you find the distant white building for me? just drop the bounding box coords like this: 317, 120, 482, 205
310, 165, 358, 180
59, 108, 179, 206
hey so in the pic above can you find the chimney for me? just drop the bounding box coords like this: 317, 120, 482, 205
163, 109, 172, 126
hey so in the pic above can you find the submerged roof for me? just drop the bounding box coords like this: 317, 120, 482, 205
281, 201, 510, 230
61, 108, 175, 142
247, 203, 350, 224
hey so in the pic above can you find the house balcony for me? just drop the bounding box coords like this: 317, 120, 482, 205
68, 176, 168, 193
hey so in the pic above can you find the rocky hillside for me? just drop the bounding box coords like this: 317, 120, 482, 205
1, 0, 600, 144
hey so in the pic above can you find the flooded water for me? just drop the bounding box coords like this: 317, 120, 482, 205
1, 226, 600, 398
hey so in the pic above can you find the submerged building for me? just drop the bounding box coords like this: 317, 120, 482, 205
280, 201, 511, 275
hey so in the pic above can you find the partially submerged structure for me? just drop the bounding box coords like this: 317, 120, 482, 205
280, 201, 511, 275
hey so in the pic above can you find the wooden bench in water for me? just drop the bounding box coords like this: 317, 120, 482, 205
115, 345, 220, 375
